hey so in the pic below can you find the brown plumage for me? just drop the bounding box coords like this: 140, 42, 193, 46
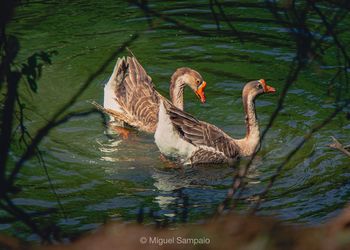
113, 57, 159, 132
100, 56, 207, 133
164, 101, 240, 164
155, 80, 276, 165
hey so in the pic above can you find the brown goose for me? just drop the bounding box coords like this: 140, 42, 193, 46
101, 56, 207, 134
154, 80, 276, 165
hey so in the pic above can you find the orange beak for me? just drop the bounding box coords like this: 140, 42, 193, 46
265, 85, 276, 93
259, 79, 276, 93
195, 81, 207, 103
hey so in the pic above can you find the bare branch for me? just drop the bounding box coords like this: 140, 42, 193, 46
329, 136, 350, 157
251, 101, 350, 213
5, 34, 139, 190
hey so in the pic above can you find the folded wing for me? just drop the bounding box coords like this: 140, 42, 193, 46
111, 56, 161, 132
165, 103, 240, 159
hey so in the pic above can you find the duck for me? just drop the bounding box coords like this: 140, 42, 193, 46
95, 56, 207, 135
154, 79, 276, 166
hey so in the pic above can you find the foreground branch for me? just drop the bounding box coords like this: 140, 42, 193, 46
329, 136, 350, 157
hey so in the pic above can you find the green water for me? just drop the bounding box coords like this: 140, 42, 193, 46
3, 0, 350, 241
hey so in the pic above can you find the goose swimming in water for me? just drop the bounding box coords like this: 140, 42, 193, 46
154, 79, 276, 166
98, 56, 207, 135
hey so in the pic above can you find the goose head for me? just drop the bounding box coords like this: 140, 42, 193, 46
170, 67, 207, 103
183, 69, 207, 103
242, 79, 276, 100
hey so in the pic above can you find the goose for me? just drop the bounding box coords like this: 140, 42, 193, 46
154, 79, 276, 166
96, 56, 207, 136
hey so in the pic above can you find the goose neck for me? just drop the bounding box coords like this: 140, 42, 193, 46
170, 75, 186, 110
237, 92, 260, 156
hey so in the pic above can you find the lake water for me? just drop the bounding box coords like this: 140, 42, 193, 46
4, 0, 350, 240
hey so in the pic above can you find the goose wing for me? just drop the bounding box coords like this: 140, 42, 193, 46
112, 56, 160, 132
165, 103, 240, 159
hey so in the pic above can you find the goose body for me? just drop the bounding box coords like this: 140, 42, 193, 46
154, 80, 276, 165
101, 56, 207, 133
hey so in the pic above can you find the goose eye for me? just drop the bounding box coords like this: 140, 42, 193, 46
257, 84, 263, 90
196, 80, 200, 84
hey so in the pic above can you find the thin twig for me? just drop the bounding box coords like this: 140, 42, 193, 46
6, 34, 139, 189
251, 101, 350, 213
329, 136, 350, 157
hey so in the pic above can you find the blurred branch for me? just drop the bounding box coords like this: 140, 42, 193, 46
0, 196, 48, 240
130, 0, 290, 46
130, 0, 211, 37
0, 71, 20, 188
209, 0, 242, 41
215, 0, 350, 214
250, 101, 349, 212
1, 1, 139, 241
217, 57, 304, 214
328, 136, 350, 157
209, 0, 220, 31
6, 34, 139, 190
310, 1, 350, 66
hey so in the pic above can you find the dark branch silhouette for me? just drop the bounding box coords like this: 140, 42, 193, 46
0, 0, 140, 241
251, 100, 350, 212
